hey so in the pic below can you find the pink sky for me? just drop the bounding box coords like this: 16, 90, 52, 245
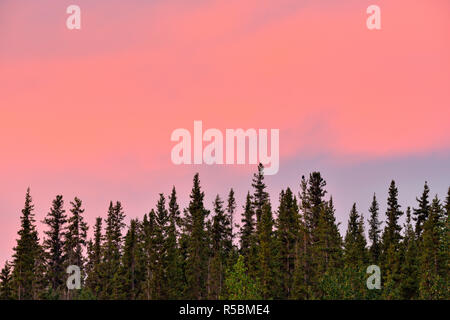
0, 0, 449, 265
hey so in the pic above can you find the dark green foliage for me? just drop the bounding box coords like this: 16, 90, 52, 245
344, 203, 367, 267
152, 194, 170, 299
275, 188, 299, 298
413, 182, 430, 238
42, 195, 67, 297
3, 169, 449, 300
252, 163, 269, 224
381, 180, 403, 299
256, 202, 277, 299
183, 173, 210, 299
99, 201, 125, 299
64, 197, 88, 299
225, 189, 238, 267
12, 189, 43, 300
65, 198, 88, 269
418, 196, 446, 299
315, 198, 343, 277
140, 211, 157, 299
343, 204, 368, 298
0, 261, 13, 300
86, 217, 103, 296
239, 192, 256, 269
368, 194, 382, 264
305, 172, 327, 234
166, 187, 184, 299
115, 219, 144, 299
400, 207, 419, 299
208, 195, 229, 299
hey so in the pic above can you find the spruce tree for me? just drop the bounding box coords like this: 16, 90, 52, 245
100, 201, 125, 299
257, 202, 278, 299
209, 195, 228, 299
320, 198, 343, 270
115, 219, 143, 299
314, 197, 344, 298
0, 261, 13, 300
65, 198, 88, 269
12, 189, 43, 300
400, 207, 419, 299
239, 192, 257, 277
419, 196, 446, 299
252, 163, 269, 224
166, 187, 184, 299
42, 195, 67, 297
343, 203, 367, 299
225, 188, 237, 265
141, 211, 157, 299
153, 193, 170, 299
445, 187, 450, 216
64, 197, 88, 299
183, 173, 209, 299
368, 193, 382, 264
381, 180, 403, 299
413, 182, 430, 238
275, 188, 299, 298
292, 175, 310, 299
305, 172, 327, 234
86, 217, 103, 297
344, 204, 367, 266
303, 172, 328, 297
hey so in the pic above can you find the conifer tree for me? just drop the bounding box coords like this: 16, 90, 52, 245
314, 197, 344, 298
86, 217, 103, 297
42, 195, 67, 297
0, 261, 13, 300
115, 219, 143, 299
445, 187, 450, 216
317, 198, 343, 271
209, 195, 228, 299
257, 202, 278, 299
413, 182, 430, 238
381, 180, 404, 299
225, 189, 237, 264
100, 201, 125, 299
239, 192, 257, 277
400, 207, 419, 299
183, 173, 210, 299
64, 197, 88, 299
305, 172, 327, 234
302, 172, 328, 297
12, 189, 43, 300
292, 175, 310, 299
252, 163, 269, 224
368, 194, 382, 264
275, 188, 299, 298
65, 198, 88, 269
344, 204, 367, 265
3, 170, 449, 301
343, 203, 367, 299
141, 211, 157, 299
166, 187, 184, 299
419, 196, 446, 299
153, 193, 170, 299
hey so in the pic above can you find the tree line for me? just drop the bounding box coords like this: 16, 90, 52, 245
0, 164, 448, 300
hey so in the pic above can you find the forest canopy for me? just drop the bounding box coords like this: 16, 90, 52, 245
0, 164, 448, 300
